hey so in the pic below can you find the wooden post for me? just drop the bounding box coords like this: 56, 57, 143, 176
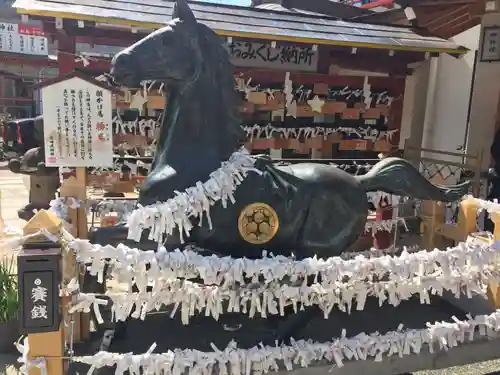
487, 212, 500, 308
56, 32, 75, 75
457, 197, 478, 240
471, 149, 483, 198
23, 210, 65, 375
373, 200, 393, 249
59, 168, 89, 342
373, 152, 393, 249
420, 201, 445, 250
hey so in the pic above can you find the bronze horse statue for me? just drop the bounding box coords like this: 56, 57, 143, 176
92, 0, 469, 258
91, 0, 469, 259
86, 0, 472, 347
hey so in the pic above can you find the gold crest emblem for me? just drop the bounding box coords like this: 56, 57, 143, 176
238, 203, 279, 244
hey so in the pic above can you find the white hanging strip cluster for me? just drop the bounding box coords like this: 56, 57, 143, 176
339, 244, 420, 260
16, 338, 47, 375
6, 228, 59, 251
365, 218, 406, 234
91, 199, 138, 222
470, 196, 500, 214
70, 244, 425, 323
69, 236, 500, 294
49, 197, 81, 221
71, 261, 497, 325
126, 147, 260, 243
241, 124, 398, 142
366, 191, 400, 208
85, 192, 400, 224
65, 310, 500, 375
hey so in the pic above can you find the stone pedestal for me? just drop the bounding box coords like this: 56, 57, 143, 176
29, 174, 60, 205
18, 175, 60, 221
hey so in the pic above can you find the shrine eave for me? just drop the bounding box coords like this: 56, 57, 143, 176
12, 0, 467, 55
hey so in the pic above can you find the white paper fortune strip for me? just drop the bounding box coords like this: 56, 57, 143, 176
71, 263, 497, 324
471, 196, 500, 214
69, 236, 500, 296
65, 310, 500, 375
242, 124, 398, 142
126, 147, 260, 244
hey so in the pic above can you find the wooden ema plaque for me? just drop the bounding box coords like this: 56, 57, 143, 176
322, 101, 347, 115
373, 139, 392, 152
363, 108, 383, 119
239, 102, 255, 113
339, 139, 370, 151
87, 173, 136, 193
342, 108, 361, 120
147, 94, 166, 110
113, 133, 151, 148
247, 91, 267, 105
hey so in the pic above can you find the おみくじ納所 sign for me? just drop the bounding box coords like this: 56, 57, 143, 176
41, 75, 114, 167
227, 41, 318, 72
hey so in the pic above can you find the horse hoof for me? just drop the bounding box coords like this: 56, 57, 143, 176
8, 159, 21, 173
103, 192, 125, 198
18, 208, 35, 221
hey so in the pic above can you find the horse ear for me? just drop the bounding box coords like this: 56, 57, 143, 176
172, 0, 196, 25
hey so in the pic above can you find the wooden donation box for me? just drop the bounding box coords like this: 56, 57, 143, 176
18, 245, 61, 334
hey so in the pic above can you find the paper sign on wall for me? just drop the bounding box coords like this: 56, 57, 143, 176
42, 77, 114, 167
0, 22, 48, 56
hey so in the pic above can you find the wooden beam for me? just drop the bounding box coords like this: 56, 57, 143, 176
14, 7, 467, 54
326, 47, 426, 76
416, 5, 469, 27
43, 20, 144, 43
441, 17, 480, 39
0, 53, 56, 67
56, 32, 76, 74
431, 12, 472, 33
327, 52, 418, 76
415, 0, 478, 6
236, 69, 405, 91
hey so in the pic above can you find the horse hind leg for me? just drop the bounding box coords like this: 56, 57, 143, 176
266, 193, 366, 343
297, 192, 367, 259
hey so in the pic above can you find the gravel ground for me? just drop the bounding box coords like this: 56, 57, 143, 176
1, 356, 500, 375
415, 360, 500, 375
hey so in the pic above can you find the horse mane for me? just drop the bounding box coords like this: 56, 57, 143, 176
193, 23, 244, 147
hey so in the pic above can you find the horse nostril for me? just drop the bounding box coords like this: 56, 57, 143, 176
114, 53, 132, 70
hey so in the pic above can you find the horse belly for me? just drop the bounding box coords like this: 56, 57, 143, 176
282, 163, 369, 258
193, 175, 308, 259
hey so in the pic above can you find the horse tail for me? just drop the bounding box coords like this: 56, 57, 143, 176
356, 157, 471, 202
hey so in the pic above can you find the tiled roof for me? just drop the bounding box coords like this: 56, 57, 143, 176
254, 3, 328, 17
12, 0, 466, 53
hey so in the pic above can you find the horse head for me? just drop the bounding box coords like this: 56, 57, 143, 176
109, 0, 243, 206
110, 0, 242, 160
110, 0, 203, 90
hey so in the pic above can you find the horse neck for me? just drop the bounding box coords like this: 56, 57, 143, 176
152, 81, 239, 175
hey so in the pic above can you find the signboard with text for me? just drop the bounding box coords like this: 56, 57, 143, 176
227, 41, 318, 72
18, 248, 61, 334
0, 22, 48, 56
42, 76, 114, 167
481, 26, 500, 62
